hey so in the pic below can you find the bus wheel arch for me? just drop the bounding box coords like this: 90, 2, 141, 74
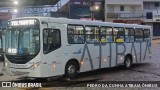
64, 59, 80, 79
124, 54, 133, 69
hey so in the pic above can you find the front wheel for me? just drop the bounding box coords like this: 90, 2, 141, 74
124, 56, 132, 69
65, 61, 78, 79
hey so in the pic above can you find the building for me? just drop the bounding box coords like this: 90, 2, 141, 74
69, 0, 104, 21
105, 0, 160, 36
0, 12, 12, 30
143, 0, 160, 36
105, 0, 143, 22
51, 0, 105, 21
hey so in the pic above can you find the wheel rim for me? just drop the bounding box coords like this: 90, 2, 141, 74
68, 65, 76, 74
125, 58, 131, 68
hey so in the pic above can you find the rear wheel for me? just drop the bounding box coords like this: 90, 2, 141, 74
124, 56, 132, 69
65, 61, 78, 79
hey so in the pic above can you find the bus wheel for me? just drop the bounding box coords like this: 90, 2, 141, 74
124, 56, 132, 69
65, 61, 78, 79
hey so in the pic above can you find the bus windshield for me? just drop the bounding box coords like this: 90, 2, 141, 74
5, 27, 40, 56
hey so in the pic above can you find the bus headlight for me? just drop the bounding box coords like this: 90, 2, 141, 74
30, 62, 41, 70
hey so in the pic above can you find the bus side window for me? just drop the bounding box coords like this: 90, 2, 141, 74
135, 28, 143, 42
67, 25, 85, 44
100, 27, 113, 43
43, 29, 61, 54
125, 28, 134, 43
68, 35, 74, 43
113, 27, 125, 43
144, 29, 150, 42
85, 26, 99, 44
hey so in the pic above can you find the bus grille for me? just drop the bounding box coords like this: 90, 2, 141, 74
11, 71, 29, 76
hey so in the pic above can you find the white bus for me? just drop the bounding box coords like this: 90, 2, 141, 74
5, 17, 152, 79
0, 27, 6, 61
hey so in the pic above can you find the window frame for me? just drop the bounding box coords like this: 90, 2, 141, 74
67, 24, 85, 44
85, 25, 100, 44
43, 28, 61, 54
113, 27, 125, 43
125, 28, 135, 43
155, 2, 159, 7
134, 28, 144, 42
143, 29, 150, 42
120, 5, 124, 11
100, 26, 113, 43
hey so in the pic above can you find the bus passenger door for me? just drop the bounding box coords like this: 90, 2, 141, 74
43, 28, 62, 77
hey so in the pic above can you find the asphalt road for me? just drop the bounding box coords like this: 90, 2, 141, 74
0, 39, 160, 90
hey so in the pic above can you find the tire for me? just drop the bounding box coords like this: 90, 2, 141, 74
65, 61, 78, 79
124, 56, 132, 69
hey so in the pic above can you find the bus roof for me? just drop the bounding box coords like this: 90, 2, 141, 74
9, 17, 151, 29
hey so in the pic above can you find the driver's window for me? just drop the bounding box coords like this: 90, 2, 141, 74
43, 29, 61, 54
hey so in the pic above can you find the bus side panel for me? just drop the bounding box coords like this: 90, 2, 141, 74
86, 44, 100, 70
141, 42, 146, 61
63, 44, 87, 72
124, 43, 136, 63
41, 49, 63, 77
78, 44, 99, 72
116, 43, 126, 64
142, 42, 151, 60
110, 43, 117, 67
101, 44, 110, 68
135, 43, 141, 62
80, 50, 93, 72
